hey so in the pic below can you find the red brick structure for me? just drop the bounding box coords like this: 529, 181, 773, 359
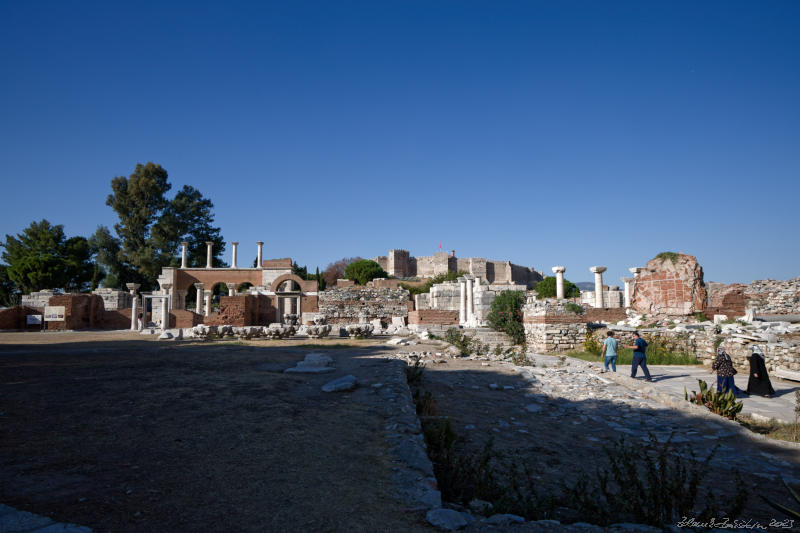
204, 295, 275, 326
408, 310, 459, 325
706, 282, 747, 317
0, 306, 45, 331
582, 307, 628, 323
45, 294, 105, 330
631, 254, 707, 316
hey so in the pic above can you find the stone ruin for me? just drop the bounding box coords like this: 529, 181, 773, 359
631, 254, 707, 316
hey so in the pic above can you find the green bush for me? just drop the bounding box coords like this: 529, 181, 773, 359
655, 251, 679, 264
444, 327, 475, 355
487, 290, 526, 345
584, 332, 602, 355
534, 276, 580, 299
565, 302, 585, 315
343, 259, 388, 285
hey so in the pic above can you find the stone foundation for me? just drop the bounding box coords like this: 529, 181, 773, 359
522, 298, 587, 353
407, 310, 459, 325
318, 286, 410, 323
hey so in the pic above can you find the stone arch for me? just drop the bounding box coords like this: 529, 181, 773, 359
270, 273, 318, 293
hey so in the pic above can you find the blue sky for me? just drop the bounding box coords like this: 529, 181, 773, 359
1, 1, 798, 286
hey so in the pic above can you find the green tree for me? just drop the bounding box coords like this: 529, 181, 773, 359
534, 276, 580, 299
344, 259, 388, 286
487, 290, 526, 345
2, 219, 95, 293
102, 163, 225, 289
0, 265, 19, 307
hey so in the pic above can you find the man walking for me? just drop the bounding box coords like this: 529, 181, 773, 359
600, 331, 618, 373
625, 331, 652, 381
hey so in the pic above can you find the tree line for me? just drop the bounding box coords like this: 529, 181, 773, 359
0, 162, 384, 307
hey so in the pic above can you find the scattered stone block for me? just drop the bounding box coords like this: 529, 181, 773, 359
426, 508, 468, 531
322, 374, 358, 392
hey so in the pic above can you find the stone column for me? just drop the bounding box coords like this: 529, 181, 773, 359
205, 241, 213, 268
226, 282, 237, 296
256, 241, 264, 268
622, 277, 634, 308
180, 242, 188, 269
414, 294, 421, 311
126, 283, 140, 330
629, 267, 644, 278
160, 283, 171, 330
552, 266, 566, 299
590, 266, 607, 308
204, 291, 212, 317
458, 277, 467, 324
466, 277, 474, 324
231, 242, 238, 269
194, 283, 204, 314
296, 296, 302, 318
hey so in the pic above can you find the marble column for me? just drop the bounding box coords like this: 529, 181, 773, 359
296, 296, 302, 318
194, 283, 204, 315
590, 266, 607, 308
161, 283, 171, 330
204, 290, 212, 317
622, 277, 634, 308
226, 282, 237, 296
466, 277, 474, 324
551, 266, 566, 299
231, 242, 238, 269
126, 283, 140, 330
458, 277, 467, 324
256, 241, 264, 268
180, 242, 188, 269
205, 241, 213, 268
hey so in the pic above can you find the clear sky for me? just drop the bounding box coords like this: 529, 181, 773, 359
1, 1, 798, 287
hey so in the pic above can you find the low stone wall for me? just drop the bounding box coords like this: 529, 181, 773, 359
20, 290, 57, 309
583, 307, 627, 323
407, 310, 459, 325
318, 287, 410, 323
92, 288, 133, 310
522, 298, 587, 353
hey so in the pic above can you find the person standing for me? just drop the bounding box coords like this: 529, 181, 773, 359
624, 331, 652, 381
600, 331, 619, 373
746, 345, 775, 397
710, 346, 744, 396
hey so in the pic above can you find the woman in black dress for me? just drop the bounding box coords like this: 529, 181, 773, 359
746, 345, 775, 397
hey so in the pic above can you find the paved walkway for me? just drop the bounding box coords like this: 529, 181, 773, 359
584, 361, 800, 424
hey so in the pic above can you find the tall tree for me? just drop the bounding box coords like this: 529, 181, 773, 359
0, 265, 19, 307
101, 163, 225, 289
2, 219, 95, 293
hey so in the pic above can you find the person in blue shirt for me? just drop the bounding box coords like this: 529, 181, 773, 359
600, 330, 619, 372
624, 331, 652, 381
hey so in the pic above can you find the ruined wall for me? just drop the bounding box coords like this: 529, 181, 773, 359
745, 278, 800, 315
0, 306, 45, 331
205, 294, 275, 326
388, 249, 410, 277
92, 288, 133, 310
580, 289, 624, 309
407, 310, 459, 325
318, 287, 410, 323
706, 282, 747, 317
46, 294, 105, 330
20, 290, 57, 309
523, 298, 587, 353
102, 308, 132, 329
632, 254, 707, 316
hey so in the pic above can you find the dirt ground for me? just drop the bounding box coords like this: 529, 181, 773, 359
2, 331, 800, 532
0, 331, 431, 533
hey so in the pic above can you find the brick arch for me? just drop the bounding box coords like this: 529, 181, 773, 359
270, 273, 318, 293
175, 269, 263, 293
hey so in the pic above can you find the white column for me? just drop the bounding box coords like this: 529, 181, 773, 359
590, 266, 607, 308
458, 277, 467, 324
466, 277, 474, 324
552, 266, 566, 299
256, 241, 264, 268
226, 282, 237, 296
160, 283, 171, 330
204, 291, 212, 317
180, 242, 188, 269
622, 277, 634, 308
127, 283, 140, 330
629, 267, 644, 278
231, 242, 238, 269
205, 241, 213, 268
414, 294, 421, 311
296, 296, 301, 318
194, 283, 204, 314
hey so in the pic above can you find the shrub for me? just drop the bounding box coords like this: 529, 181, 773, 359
344, 259, 388, 285
564, 302, 584, 315
534, 276, 580, 299
686, 379, 744, 420
655, 251, 679, 264
584, 331, 602, 355
487, 290, 526, 345
444, 327, 477, 355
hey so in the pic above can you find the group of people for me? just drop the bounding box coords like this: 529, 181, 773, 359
712, 344, 775, 398
599, 330, 776, 398
600, 330, 652, 381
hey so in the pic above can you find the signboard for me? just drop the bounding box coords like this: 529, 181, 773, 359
26, 314, 42, 325
44, 306, 66, 322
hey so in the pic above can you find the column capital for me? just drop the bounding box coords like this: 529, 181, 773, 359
180, 241, 189, 246
551, 266, 566, 274
161, 283, 172, 291
621, 277, 634, 283
126, 283, 140, 292
231, 241, 239, 246
194, 282, 205, 289
205, 241, 214, 246
226, 282, 237, 289
256, 241, 264, 245
589, 266, 607, 274
629, 267, 644, 275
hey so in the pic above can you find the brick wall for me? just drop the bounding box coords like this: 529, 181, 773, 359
102, 308, 132, 329
0, 306, 45, 331
407, 310, 459, 325
583, 307, 628, 323
171, 309, 203, 328
46, 294, 105, 330
318, 286, 410, 323
204, 294, 276, 326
